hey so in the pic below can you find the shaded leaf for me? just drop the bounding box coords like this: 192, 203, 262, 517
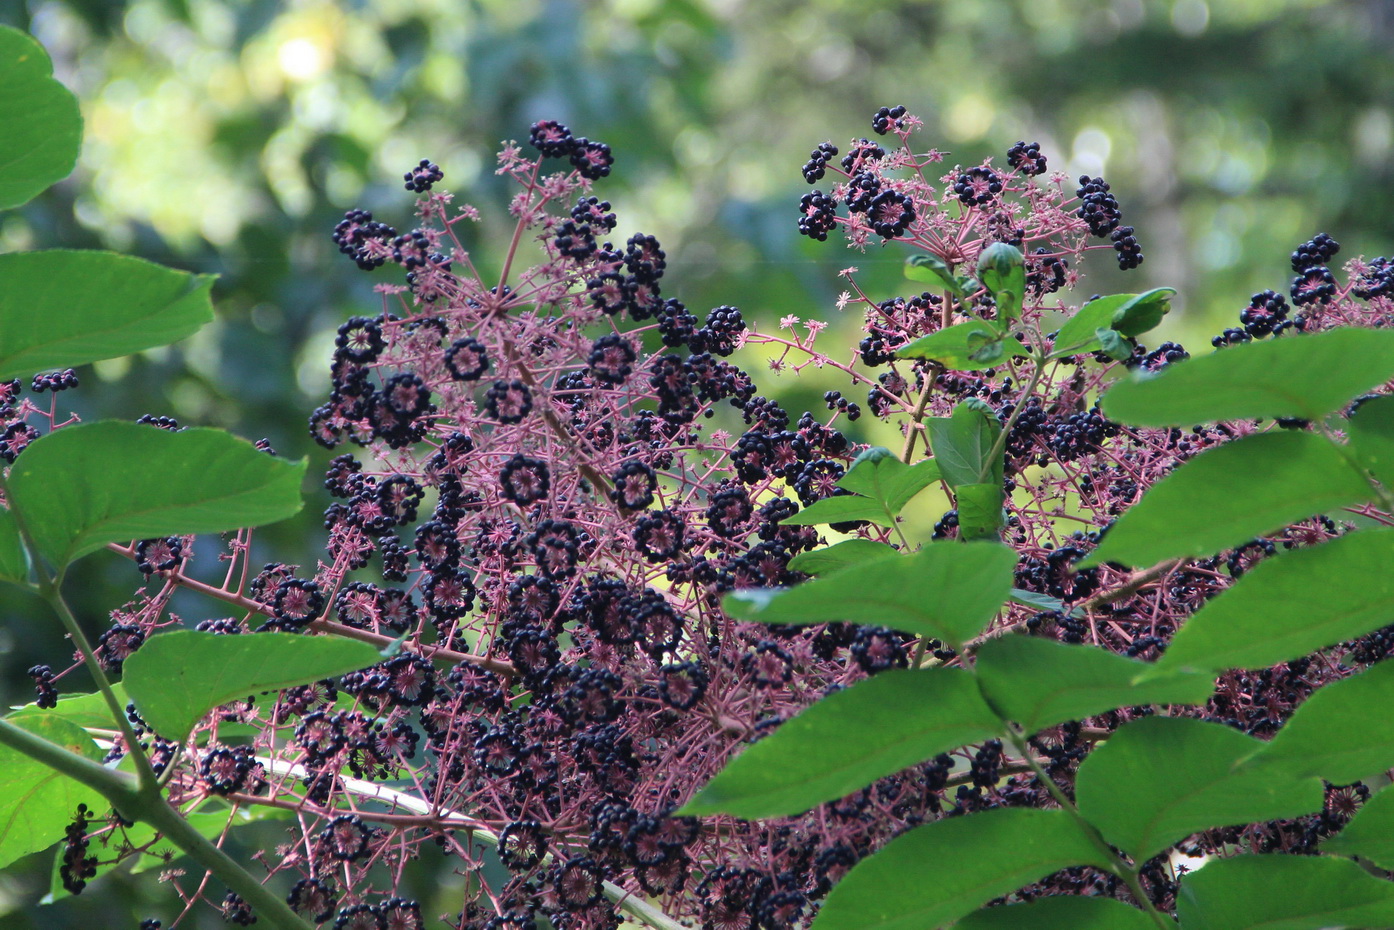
1156, 529, 1394, 674
680, 668, 1001, 819
0, 27, 82, 211
953, 896, 1155, 930
122, 631, 380, 740
837, 447, 942, 513
1006, 588, 1081, 618
1076, 716, 1322, 863
812, 808, 1110, 930
0, 251, 216, 381
7, 421, 306, 566
1348, 394, 1394, 491
788, 539, 899, 575
1083, 432, 1372, 569
11, 685, 128, 730
1101, 327, 1394, 427
929, 402, 1004, 490
955, 482, 1004, 540
1322, 783, 1394, 868
0, 508, 26, 584
976, 242, 1025, 322
1249, 658, 1394, 784
1176, 854, 1394, 930
0, 713, 106, 870
724, 542, 1016, 649
975, 636, 1213, 735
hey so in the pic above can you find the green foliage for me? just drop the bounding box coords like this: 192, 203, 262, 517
787, 538, 898, 574
680, 668, 1001, 819
1047, 289, 1175, 359
812, 809, 1111, 930
122, 631, 381, 741
781, 447, 940, 527
1100, 327, 1394, 426
1346, 394, 1394, 489
1321, 785, 1394, 868
975, 242, 1026, 323
0, 26, 81, 211
1175, 855, 1394, 930
928, 402, 1004, 490
0, 251, 215, 381
952, 897, 1157, 930
896, 320, 1026, 371
0, 508, 25, 583
0, 713, 105, 871
723, 542, 1016, 649
5, 421, 306, 566
1250, 659, 1394, 783
1085, 431, 1373, 568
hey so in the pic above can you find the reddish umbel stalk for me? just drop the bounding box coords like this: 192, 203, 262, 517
13, 109, 1392, 926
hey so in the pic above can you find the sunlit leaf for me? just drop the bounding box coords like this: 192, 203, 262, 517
0, 27, 82, 210
0, 713, 106, 870
929, 401, 1003, 490
788, 539, 899, 575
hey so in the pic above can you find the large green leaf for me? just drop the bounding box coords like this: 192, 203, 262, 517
1084, 432, 1372, 569
787, 539, 899, 575
0, 713, 106, 870
812, 808, 1110, 930
6, 421, 306, 566
837, 448, 942, 515
955, 482, 1004, 540
0, 27, 82, 211
1049, 289, 1176, 359
975, 636, 1214, 734
1322, 784, 1394, 868
1156, 530, 1394, 675
1347, 394, 1394, 491
122, 631, 380, 741
953, 896, 1155, 930
724, 542, 1017, 649
0, 508, 26, 584
895, 320, 1025, 371
1101, 327, 1394, 427
1248, 659, 1394, 783
680, 668, 1002, 819
0, 251, 215, 381
1076, 716, 1323, 863
779, 495, 895, 528
1176, 855, 1394, 930
928, 401, 1004, 490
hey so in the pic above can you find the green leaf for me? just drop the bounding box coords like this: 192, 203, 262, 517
0, 508, 26, 584
837, 447, 942, 514
1076, 716, 1322, 863
1083, 432, 1373, 569
904, 253, 961, 294
929, 402, 1004, 490
0, 251, 216, 381
976, 242, 1026, 322
788, 539, 899, 575
1176, 855, 1394, 930
1101, 327, 1394, 427
7, 421, 306, 566
1006, 588, 1081, 617
975, 637, 1214, 735
895, 320, 1024, 372
1347, 394, 1394, 490
1096, 327, 1133, 361
953, 896, 1156, 930
0, 27, 82, 211
812, 808, 1111, 930
0, 713, 106, 870
778, 494, 892, 528
681, 668, 1002, 819
1249, 659, 1394, 783
723, 542, 1017, 649
122, 630, 380, 741
955, 482, 1004, 540
1049, 289, 1175, 359
1156, 529, 1394, 675
1322, 784, 1394, 868
11, 685, 128, 730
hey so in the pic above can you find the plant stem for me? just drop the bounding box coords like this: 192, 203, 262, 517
0, 718, 310, 929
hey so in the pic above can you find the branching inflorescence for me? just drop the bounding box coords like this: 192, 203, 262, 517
12, 104, 1394, 928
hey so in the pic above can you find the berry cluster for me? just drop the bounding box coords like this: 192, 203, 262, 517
59, 805, 97, 895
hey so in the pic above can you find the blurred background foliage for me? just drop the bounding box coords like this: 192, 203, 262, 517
0, 0, 1390, 924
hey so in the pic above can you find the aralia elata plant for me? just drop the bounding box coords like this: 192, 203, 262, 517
7, 24, 1394, 930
